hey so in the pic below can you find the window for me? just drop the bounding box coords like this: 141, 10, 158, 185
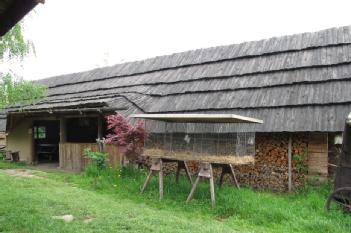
33, 126, 46, 139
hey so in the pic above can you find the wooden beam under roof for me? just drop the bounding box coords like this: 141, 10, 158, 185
130, 113, 263, 124
0, 0, 44, 36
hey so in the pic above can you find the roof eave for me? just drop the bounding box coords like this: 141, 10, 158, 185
0, 0, 44, 37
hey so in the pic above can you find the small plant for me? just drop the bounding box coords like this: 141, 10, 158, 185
84, 149, 108, 171
105, 113, 147, 158
293, 150, 308, 174
84, 149, 109, 188
0, 151, 4, 160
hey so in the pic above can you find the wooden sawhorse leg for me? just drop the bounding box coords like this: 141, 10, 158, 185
219, 164, 240, 189
176, 161, 193, 184
140, 158, 164, 199
186, 162, 215, 208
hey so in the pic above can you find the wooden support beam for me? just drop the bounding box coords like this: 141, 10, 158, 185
229, 164, 240, 189
218, 164, 240, 188
0, 0, 38, 36
141, 158, 193, 200
141, 170, 155, 194
175, 161, 193, 184
59, 118, 67, 143
140, 158, 164, 199
288, 134, 292, 192
97, 116, 103, 140
159, 159, 164, 199
186, 176, 200, 203
186, 162, 216, 207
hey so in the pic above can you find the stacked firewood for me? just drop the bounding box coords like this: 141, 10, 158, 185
140, 133, 309, 191
232, 133, 308, 191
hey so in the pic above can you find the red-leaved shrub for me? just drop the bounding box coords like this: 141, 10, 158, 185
105, 113, 147, 157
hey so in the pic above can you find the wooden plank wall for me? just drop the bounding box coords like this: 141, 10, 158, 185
0, 133, 6, 146
308, 133, 328, 176
59, 143, 121, 171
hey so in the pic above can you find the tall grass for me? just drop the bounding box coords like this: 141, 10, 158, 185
74, 164, 351, 233
1, 160, 350, 233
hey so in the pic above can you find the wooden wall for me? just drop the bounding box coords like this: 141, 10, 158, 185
308, 133, 328, 176
59, 143, 121, 171
0, 132, 6, 146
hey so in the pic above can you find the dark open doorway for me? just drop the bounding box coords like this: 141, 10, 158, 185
33, 120, 60, 163
66, 117, 99, 143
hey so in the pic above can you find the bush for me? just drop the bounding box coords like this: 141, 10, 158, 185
105, 113, 147, 157
0, 151, 4, 160
84, 148, 108, 171
84, 149, 110, 188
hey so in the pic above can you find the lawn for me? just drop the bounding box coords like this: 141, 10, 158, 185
0, 161, 350, 233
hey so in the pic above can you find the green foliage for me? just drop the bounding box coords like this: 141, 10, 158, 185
84, 149, 109, 188
0, 160, 26, 169
0, 23, 47, 109
0, 73, 47, 109
0, 151, 4, 160
293, 150, 309, 174
84, 149, 108, 171
0, 23, 33, 60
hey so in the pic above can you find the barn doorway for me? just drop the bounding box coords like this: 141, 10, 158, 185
33, 120, 60, 163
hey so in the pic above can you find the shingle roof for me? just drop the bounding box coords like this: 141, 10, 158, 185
4, 25, 351, 132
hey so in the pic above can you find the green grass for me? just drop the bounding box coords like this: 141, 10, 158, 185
0, 161, 350, 233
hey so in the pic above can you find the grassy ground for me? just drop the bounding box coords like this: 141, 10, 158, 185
0, 161, 350, 233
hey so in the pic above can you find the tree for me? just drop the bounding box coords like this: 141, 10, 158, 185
0, 23, 47, 109
105, 113, 147, 158
0, 24, 33, 60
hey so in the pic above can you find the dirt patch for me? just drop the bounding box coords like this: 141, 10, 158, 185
0, 169, 44, 179
52, 214, 74, 222
83, 216, 95, 224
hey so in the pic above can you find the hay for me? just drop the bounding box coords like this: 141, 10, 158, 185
144, 148, 254, 165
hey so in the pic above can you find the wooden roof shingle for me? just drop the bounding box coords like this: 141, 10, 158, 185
4, 25, 351, 132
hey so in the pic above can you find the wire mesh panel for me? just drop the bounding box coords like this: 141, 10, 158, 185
144, 120, 256, 164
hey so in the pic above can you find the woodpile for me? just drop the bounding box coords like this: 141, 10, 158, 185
232, 133, 308, 191
140, 133, 309, 191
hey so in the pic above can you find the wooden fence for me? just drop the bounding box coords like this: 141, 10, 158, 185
59, 143, 121, 171
308, 133, 328, 176
0, 133, 6, 146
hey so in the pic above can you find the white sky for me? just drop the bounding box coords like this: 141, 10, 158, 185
6, 0, 351, 80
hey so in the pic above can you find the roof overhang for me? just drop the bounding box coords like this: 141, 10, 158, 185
6, 107, 126, 116
0, 0, 44, 36
130, 113, 263, 124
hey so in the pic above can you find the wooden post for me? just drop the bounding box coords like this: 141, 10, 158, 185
97, 116, 103, 140
29, 120, 35, 164
176, 161, 193, 184
141, 170, 155, 193
209, 164, 215, 208
184, 161, 193, 184
60, 118, 67, 143
140, 158, 164, 199
159, 159, 164, 199
288, 134, 292, 192
186, 162, 215, 207
218, 164, 240, 188
229, 164, 240, 189
59, 118, 67, 168
186, 176, 200, 203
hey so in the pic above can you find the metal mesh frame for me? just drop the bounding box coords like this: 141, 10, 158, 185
144, 120, 256, 159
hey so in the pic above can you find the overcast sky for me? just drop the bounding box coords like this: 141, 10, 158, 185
7, 0, 351, 80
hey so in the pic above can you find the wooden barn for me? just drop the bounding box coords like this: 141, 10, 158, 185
2, 25, 351, 190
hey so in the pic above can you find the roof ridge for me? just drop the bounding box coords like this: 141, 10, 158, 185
37, 25, 351, 87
